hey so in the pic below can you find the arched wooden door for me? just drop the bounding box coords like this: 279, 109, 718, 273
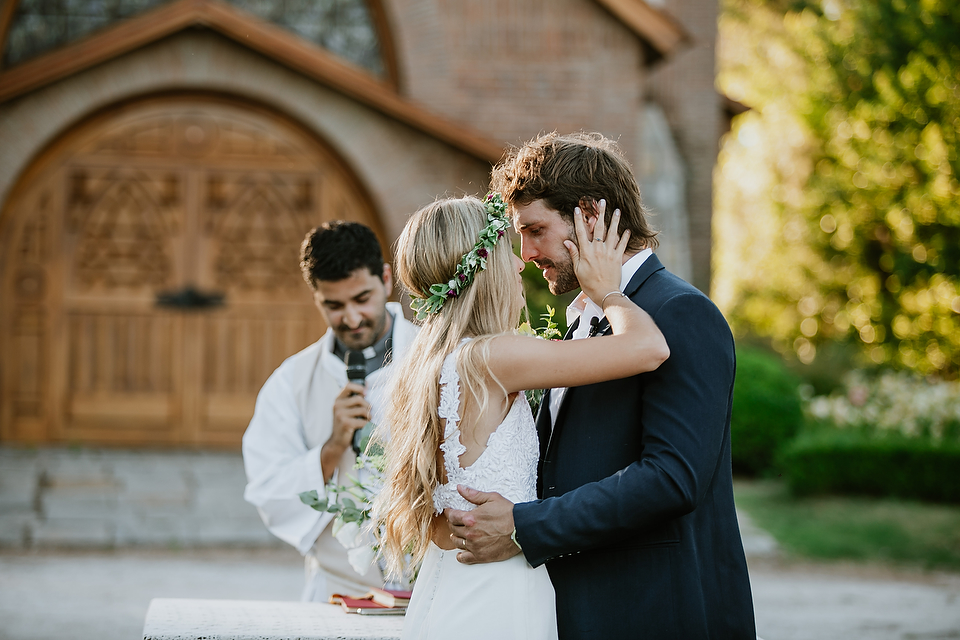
0, 94, 384, 449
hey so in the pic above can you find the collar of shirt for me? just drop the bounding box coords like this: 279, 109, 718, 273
565, 248, 653, 339
332, 311, 395, 374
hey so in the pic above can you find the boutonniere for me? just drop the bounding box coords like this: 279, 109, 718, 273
518, 305, 563, 414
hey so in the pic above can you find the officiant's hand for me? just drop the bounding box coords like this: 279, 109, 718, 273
445, 486, 521, 564
320, 382, 370, 481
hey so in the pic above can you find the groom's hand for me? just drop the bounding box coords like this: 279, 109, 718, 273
444, 485, 521, 565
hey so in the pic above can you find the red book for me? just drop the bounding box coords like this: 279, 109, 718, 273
339, 596, 405, 616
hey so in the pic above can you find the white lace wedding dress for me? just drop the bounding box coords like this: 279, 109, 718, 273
400, 346, 558, 640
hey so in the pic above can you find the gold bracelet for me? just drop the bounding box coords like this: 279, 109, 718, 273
600, 291, 628, 310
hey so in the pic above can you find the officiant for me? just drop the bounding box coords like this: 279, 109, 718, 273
243, 221, 418, 601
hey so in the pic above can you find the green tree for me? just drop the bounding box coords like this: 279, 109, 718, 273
716, 0, 960, 378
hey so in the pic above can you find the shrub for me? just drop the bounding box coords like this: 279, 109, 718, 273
807, 370, 960, 443
781, 430, 960, 503
731, 347, 804, 475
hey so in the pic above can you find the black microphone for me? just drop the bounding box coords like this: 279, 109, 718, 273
345, 350, 367, 388
344, 351, 374, 455
588, 316, 602, 337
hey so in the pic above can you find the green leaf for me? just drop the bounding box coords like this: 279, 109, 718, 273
298, 489, 319, 505
298, 490, 329, 512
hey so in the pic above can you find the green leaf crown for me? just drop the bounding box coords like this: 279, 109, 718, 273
409, 193, 511, 320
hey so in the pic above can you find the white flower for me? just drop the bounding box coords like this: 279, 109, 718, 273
333, 520, 362, 549
347, 545, 377, 576
804, 369, 960, 442
808, 397, 831, 420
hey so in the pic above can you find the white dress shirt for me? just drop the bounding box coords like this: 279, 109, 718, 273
548, 249, 653, 427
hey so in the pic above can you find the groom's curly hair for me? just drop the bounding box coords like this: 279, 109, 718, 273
490, 131, 658, 251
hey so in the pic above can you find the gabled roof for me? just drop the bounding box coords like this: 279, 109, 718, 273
594, 0, 690, 63
0, 0, 505, 163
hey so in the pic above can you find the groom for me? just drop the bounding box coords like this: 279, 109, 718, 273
446, 132, 756, 638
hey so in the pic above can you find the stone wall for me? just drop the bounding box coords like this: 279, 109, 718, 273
646, 0, 722, 293
0, 447, 277, 548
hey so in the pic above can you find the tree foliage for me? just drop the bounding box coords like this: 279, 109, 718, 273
716, 0, 960, 378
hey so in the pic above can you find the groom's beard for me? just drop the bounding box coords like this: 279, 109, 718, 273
537, 254, 580, 295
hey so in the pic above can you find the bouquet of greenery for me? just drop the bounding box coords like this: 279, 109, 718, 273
298, 441, 385, 576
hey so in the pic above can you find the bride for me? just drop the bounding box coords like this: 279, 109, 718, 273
372, 194, 669, 640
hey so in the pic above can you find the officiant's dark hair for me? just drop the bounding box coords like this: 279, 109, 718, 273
491, 131, 658, 251
299, 221, 385, 289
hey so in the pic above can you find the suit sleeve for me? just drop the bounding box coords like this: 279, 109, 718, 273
242, 369, 334, 555
513, 292, 735, 566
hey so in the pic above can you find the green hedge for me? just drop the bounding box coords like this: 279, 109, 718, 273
781, 431, 960, 503
731, 347, 804, 475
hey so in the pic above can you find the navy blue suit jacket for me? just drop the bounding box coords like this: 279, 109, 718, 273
513, 255, 756, 639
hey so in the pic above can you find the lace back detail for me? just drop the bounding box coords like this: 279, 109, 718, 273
432, 345, 540, 515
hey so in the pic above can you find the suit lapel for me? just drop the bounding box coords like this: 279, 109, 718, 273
583, 255, 663, 338
540, 254, 666, 464
538, 313, 581, 463
624, 253, 665, 299
533, 390, 552, 495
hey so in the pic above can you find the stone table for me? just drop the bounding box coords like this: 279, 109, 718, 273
142, 599, 404, 640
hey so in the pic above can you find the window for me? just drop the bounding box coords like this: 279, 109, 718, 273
3, 0, 170, 68
2, 0, 384, 76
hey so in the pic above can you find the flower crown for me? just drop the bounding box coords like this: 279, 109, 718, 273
409, 193, 511, 320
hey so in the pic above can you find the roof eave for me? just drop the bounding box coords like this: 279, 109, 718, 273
0, 0, 504, 164
593, 0, 691, 64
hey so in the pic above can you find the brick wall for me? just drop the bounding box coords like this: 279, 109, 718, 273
389, 0, 647, 163
389, 0, 723, 291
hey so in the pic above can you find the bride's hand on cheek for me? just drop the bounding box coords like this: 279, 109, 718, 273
564, 199, 630, 303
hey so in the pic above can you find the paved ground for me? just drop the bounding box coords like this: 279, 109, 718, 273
748, 558, 960, 640
2, 449, 958, 639
2, 546, 959, 640
0, 548, 304, 640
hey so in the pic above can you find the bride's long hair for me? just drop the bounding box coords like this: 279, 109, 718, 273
373, 196, 521, 579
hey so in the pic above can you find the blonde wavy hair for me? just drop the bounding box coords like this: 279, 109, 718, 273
372, 196, 522, 580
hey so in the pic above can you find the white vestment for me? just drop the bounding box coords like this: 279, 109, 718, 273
242, 302, 417, 600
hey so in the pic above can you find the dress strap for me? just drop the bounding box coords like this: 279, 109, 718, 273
437, 343, 468, 485
438, 355, 462, 435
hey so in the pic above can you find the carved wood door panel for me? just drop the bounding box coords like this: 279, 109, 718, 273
0, 95, 383, 448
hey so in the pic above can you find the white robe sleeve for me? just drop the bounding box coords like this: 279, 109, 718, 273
242, 369, 334, 556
